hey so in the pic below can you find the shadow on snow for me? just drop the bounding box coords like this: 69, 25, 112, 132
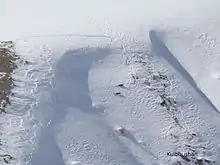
32, 47, 110, 165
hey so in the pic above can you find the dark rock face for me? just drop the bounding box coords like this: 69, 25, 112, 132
0, 41, 18, 164
0, 41, 18, 113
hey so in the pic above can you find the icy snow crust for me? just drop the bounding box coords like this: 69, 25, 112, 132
1, 0, 220, 165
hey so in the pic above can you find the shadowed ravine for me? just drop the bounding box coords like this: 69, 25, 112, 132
31, 47, 143, 165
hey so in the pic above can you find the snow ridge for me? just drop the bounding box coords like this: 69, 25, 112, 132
149, 30, 220, 114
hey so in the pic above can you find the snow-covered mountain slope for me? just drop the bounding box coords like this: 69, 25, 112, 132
2, 34, 219, 165
1, 0, 220, 165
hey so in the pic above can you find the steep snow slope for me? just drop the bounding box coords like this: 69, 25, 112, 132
1, 0, 220, 165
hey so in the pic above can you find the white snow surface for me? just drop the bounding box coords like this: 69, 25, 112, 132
1, 0, 220, 165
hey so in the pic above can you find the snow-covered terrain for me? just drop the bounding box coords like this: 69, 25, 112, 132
1, 0, 220, 165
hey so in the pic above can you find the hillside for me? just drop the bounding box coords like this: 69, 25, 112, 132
1, 0, 220, 165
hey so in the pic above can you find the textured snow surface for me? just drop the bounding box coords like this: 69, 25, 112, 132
1, 0, 220, 165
